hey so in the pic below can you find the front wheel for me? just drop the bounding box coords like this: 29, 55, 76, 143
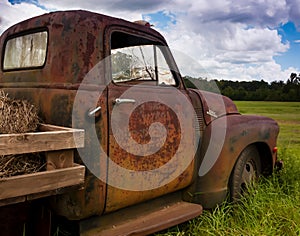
229, 145, 261, 201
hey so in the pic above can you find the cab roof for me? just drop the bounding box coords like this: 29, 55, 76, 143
0, 10, 168, 84
0, 10, 165, 42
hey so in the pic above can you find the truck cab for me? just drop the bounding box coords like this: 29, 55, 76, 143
0, 10, 280, 235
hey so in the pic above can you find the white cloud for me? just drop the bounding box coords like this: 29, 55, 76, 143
161, 14, 291, 82
0, 0, 299, 82
38, 0, 170, 21
170, 0, 292, 28
0, 1, 47, 34
40, 0, 168, 12
287, 0, 300, 30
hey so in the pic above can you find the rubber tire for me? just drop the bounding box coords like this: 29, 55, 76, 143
229, 145, 262, 202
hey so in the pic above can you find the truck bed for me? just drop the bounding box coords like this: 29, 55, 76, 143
0, 124, 85, 206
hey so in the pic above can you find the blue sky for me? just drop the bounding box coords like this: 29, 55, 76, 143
147, 11, 300, 72
275, 22, 300, 70
143, 11, 177, 30
8, 0, 45, 9
1, 0, 300, 82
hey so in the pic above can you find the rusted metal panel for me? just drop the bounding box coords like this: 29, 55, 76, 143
48, 87, 109, 220
190, 89, 240, 125
186, 114, 279, 208
105, 84, 197, 212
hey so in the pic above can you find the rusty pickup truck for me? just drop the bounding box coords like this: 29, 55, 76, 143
0, 10, 281, 235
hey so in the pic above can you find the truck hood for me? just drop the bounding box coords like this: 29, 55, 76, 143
189, 89, 240, 125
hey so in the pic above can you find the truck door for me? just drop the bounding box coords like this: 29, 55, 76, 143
105, 30, 199, 212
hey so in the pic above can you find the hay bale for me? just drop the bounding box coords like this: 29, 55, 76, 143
0, 90, 39, 134
0, 91, 45, 178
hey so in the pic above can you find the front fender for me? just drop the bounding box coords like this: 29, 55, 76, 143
184, 114, 279, 208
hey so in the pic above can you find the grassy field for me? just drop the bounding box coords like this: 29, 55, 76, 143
156, 101, 300, 236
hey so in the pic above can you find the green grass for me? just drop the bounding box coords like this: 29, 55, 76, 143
156, 101, 300, 236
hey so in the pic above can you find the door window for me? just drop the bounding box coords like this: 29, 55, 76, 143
110, 32, 176, 86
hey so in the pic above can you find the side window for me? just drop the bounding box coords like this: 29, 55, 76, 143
111, 32, 176, 86
3, 31, 48, 70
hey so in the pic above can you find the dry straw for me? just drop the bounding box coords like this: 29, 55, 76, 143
0, 90, 39, 134
0, 153, 45, 178
0, 90, 45, 178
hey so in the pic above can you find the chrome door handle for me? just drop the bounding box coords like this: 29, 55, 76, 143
114, 98, 136, 105
88, 106, 101, 117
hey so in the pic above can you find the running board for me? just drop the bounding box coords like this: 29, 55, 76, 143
80, 193, 203, 235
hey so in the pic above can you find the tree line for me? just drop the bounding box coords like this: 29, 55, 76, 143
183, 73, 300, 101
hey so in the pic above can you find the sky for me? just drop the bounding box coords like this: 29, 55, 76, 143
0, 0, 300, 83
